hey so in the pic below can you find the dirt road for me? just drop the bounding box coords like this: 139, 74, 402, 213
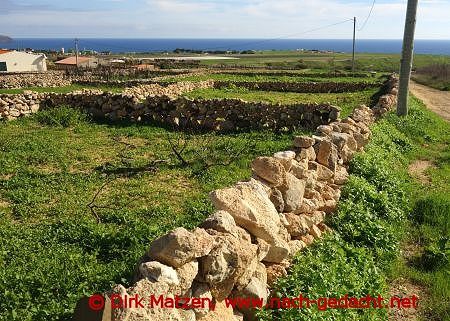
409, 81, 450, 122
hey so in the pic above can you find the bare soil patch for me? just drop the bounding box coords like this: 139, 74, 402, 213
410, 81, 450, 122
389, 278, 426, 321
408, 160, 434, 184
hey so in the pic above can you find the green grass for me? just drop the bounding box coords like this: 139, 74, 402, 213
0, 106, 310, 321
0, 84, 124, 94
184, 87, 380, 118
258, 97, 450, 321
196, 51, 450, 72
412, 74, 450, 91
165, 73, 383, 84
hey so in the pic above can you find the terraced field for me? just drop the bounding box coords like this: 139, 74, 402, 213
167, 72, 383, 84
0, 70, 391, 321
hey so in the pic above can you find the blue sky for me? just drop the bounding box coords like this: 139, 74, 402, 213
1, 0, 449, 39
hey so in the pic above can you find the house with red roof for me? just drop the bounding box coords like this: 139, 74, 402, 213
55, 56, 100, 69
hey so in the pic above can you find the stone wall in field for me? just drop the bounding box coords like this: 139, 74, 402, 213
0, 80, 339, 130
214, 80, 381, 93
72, 70, 209, 88
0, 71, 72, 89
71, 75, 399, 321
0, 68, 204, 89
0, 81, 214, 121
215, 70, 372, 78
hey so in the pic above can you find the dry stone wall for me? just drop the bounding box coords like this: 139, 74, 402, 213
0, 81, 213, 121
144, 97, 339, 131
0, 71, 72, 89
214, 80, 381, 93
0, 80, 339, 130
71, 75, 399, 321
215, 70, 372, 78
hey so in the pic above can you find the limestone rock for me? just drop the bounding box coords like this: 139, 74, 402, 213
315, 139, 338, 171
288, 240, 307, 257
308, 161, 334, 181
284, 213, 309, 237
148, 227, 215, 268
300, 234, 315, 246
138, 261, 179, 287
290, 159, 308, 180
253, 262, 268, 286
265, 262, 288, 286
256, 238, 270, 261
296, 146, 316, 161
262, 238, 290, 263
316, 125, 333, 135
176, 260, 199, 295
270, 188, 284, 213
320, 199, 337, 213
112, 278, 192, 321
293, 135, 315, 148
273, 150, 296, 171
251, 157, 286, 186
333, 165, 349, 185
279, 173, 305, 213
310, 225, 323, 239
192, 282, 213, 318
201, 233, 258, 301
233, 277, 268, 321
293, 198, 318, 214
197, 300, 240, 321
210, 181, 281, 243
200, 210, 238, 236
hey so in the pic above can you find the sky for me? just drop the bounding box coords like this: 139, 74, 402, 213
1, 0, 449, 39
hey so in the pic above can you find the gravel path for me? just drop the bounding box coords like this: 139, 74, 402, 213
409, 81, 450, 122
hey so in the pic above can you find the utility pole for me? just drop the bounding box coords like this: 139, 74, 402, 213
397, 0, 419, 116
352, 17, 356, 74
75, 38, 79, 69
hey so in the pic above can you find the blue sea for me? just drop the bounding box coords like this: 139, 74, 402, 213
3, 38, 450, 55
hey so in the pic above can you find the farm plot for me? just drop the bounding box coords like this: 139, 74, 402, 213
0, 71, 387, 320
0, 106, 309, 321
165, 72, 384, 84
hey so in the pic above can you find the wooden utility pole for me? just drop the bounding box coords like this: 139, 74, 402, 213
352, 17, 356, 74
397, 0, 419, 116
75, 38, 79, 69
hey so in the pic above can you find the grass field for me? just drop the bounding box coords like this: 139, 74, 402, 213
0, 107, 310, 321
412, 63, 450, 91
167, 73, 383, 84
198, 51, 450, 72
0, 52, 448, 321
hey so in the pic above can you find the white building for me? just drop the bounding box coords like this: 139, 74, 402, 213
0, 50, 47, 72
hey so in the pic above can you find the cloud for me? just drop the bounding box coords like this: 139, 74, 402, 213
0, 0, 449, 39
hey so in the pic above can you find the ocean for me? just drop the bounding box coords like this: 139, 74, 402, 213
3, 38, 450, 55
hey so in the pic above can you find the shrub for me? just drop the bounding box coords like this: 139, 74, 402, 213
420, 237, 450, 271
34, 106, 88, 128
411, 194, 450, 234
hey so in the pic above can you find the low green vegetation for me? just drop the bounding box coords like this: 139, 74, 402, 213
0, 107, 309, 321
185, 87, 380, 118
169, 73, 383, 84
258, 97, 449, 321
199, 51, 450, 73
0, 84, 124, 94
412, 63, 450, 91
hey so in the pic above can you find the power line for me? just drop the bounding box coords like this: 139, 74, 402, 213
73, 19, 353, 53
197, 19, 354, 51
358, 0, 376, 31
